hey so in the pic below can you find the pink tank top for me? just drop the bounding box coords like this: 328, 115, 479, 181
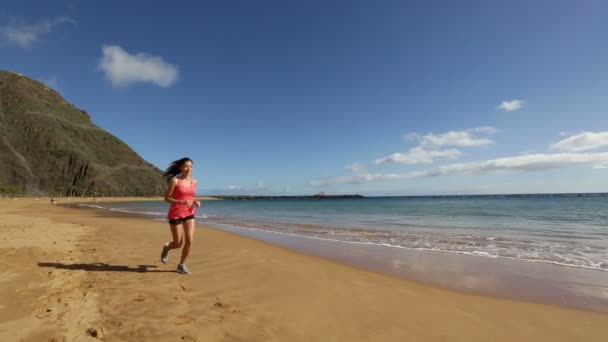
167, 178, 197, 219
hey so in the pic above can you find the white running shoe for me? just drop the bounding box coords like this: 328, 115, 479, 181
160, 243, 170, 264
176, 263, 191, 275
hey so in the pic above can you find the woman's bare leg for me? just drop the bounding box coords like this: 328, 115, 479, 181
168, 223, 184, 249
180, 219, 195, 264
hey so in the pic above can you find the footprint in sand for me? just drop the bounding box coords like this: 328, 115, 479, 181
213, 296, 226, 309
86, 327, 104, 339
35, 312, 51, 319
214, 297, 240, 311
133, 294, 146, 302
107, 319, 123, 328
213, 297, 241, 315
173, 314, 194, 326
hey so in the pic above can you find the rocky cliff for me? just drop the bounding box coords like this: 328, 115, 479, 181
0, 70, 165, 196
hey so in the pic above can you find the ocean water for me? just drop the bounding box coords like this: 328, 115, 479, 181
80, 194, 608, 272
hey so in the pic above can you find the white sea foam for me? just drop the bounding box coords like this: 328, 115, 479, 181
203, 220, 608, 272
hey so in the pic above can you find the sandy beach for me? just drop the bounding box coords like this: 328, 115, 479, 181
1, 198, 607, 341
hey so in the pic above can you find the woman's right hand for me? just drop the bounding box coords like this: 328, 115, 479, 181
182, 200, 194, 206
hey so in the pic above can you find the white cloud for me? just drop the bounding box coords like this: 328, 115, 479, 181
98, 45, 179, 88
0, 16, 75, 49
404, 132, 421, 141
550, 131, 608, 152
496, 99, 524, 112
310, 152, 608, 187
412, 128, 496, 148
409, 152, 608, 177
377, 127, 496, 165
228, 181, 266, 191
471, 126, 499, 134
375, 146, 461, 164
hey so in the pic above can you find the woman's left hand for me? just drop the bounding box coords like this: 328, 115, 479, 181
194, 200, 201, 208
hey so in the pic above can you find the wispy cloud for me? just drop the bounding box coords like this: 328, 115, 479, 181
471, 126, 499, 135
408, 152, 608, 177
98, 45, 179, 88
550, 131, 608, 152
374, 147, 461, 164
0, 16, 76, 49
346, 163, 368, 174
227, 180, 266, 191
407, 127, 496, 148
309, 173, 385, 187
496, 99, 524, 112
376, 127, 496, 165
311, 152, 608, 187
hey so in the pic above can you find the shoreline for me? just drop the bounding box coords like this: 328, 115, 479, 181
73, 199, 608, 313
2, 198, 608, 341
207, 220, 608, 313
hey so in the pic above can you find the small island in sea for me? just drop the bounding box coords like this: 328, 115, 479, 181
210, 193, 365, 200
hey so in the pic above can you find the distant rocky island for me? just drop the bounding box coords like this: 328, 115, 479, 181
211, 194, 365, 200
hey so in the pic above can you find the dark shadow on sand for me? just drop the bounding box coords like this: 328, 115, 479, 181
38, 262, 175, 273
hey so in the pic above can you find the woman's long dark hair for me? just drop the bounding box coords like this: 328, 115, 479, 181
163, 157, 193, 182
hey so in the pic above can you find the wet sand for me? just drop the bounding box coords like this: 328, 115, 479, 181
214, 223, 608, 312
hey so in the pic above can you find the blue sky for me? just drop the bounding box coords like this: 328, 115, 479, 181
2, 1, 608, 195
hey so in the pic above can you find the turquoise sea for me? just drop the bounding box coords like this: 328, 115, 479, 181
80, 194, 608, 272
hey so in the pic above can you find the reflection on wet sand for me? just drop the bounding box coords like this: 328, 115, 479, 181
212, 223, 608, 313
